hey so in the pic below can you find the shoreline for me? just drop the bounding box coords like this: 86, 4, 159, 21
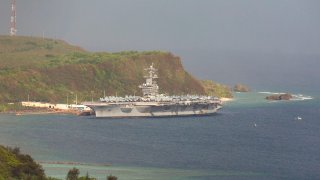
15, 110, 79, 116
220, 97, 234, 102
1, 108, 86, 116
39, 161, 112, 167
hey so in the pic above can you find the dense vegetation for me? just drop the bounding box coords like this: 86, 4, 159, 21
0, 145, 46, 179
0, 35, 232, 105
0, 145, 117, 180
65, 168, 117, 180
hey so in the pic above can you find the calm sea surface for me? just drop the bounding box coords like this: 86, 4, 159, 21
0, 92, 319, 179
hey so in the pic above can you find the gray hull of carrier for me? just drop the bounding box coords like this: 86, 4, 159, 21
86, 101, 221, 118
83, 64, 222, 118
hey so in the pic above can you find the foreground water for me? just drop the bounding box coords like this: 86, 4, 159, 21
0, 92, 319, 179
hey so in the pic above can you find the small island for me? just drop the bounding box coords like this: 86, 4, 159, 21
233, 83, 250, 92
265, 93, 293, 101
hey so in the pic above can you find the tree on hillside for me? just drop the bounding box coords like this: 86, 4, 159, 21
66, 168, 80, 180
1, 146, 46, 179
85, 172, 90, 180
107, 174, 118, 180
7, 147, 46, 180
78, 171, 97, 180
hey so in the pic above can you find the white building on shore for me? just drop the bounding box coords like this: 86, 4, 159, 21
21, 101, 91, 111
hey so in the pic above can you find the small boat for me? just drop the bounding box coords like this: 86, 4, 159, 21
78, 110, 95, 116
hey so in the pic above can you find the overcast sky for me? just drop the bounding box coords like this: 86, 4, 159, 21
0, 0, 319, 90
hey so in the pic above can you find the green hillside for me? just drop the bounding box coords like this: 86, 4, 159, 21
201, 80, 233, 98
0, 35, 231, 104
0, 35, 84, 68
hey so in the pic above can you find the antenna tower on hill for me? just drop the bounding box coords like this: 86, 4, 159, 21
10, 0, 17, 36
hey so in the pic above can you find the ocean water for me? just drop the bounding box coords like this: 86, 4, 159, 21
0, 92, 319, 179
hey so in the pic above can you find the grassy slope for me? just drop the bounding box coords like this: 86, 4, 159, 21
0, 35, 231, 104
201, 80, 233, 98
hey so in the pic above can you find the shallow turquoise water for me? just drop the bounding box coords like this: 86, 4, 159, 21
0, 92, 319, 179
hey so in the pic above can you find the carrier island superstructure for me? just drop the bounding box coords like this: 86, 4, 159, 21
83, 64, 222, 117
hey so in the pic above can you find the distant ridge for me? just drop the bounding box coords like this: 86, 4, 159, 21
0, 35, 232, 105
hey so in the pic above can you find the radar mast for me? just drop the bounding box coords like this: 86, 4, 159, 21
139, 63, 159, 97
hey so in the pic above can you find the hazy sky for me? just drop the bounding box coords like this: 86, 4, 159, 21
0, 0, 319, 90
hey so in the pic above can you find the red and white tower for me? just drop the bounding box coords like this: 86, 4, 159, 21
10, 0, 17, 36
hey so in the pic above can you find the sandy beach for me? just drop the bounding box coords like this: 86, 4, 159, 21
220, 97, 234, 103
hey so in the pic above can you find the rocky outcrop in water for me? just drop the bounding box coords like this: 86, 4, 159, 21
233, 84, 250, 92
265, 93, 293, 100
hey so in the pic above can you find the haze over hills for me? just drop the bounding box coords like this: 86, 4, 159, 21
0, 35, 232, 104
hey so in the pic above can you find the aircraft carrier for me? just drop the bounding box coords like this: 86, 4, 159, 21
83, 64, 222, 118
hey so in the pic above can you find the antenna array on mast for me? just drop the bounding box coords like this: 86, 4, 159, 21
10, 0, 17, 36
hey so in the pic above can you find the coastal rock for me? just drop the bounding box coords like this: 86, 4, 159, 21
265, 93, 293, 100
233, 84, 250, 92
